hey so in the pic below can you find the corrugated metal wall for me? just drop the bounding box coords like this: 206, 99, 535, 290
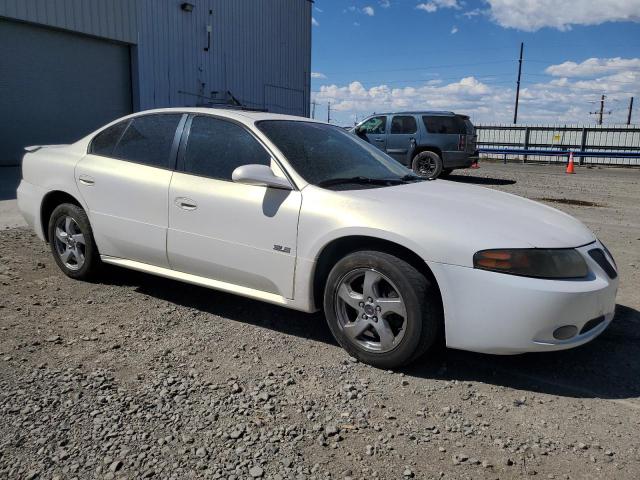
0, 0, 311, 117
135, 0, 311, 117
0, 0, 137, 43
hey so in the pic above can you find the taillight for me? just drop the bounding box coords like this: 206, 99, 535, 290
458, 134, 466, 150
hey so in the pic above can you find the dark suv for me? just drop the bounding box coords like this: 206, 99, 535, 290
352, 111, 478, 179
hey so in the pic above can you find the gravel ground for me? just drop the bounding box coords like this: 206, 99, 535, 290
1, 163, 639, 480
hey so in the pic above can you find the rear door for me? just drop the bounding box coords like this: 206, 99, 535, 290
386, 115, 418, 165
76, 113, 185, 267
356, 115, 388, 151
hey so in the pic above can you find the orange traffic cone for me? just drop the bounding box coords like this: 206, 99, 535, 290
566, 151, 575, 174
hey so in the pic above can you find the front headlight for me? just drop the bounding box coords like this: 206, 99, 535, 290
473, 248, 589, 279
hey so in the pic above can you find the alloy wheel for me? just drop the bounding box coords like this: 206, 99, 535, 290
416, 157, 436, 177
53, 215, 86, 271
334, 268, 408, 353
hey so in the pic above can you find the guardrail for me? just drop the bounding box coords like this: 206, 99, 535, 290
478, 147, 640, 166
476, 124, 640, 166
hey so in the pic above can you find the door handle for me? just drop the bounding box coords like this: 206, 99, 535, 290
374, 137, 385, 142
175, 197, 197, 211
78, 175, 95, 186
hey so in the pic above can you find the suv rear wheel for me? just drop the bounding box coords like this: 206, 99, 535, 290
323, 250, 441, 368
412, 151, 443, 179
48, 203, 101, 280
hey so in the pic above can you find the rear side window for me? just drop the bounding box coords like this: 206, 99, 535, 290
112, 114, 182, 169
90, 121, 129, 157
422, 115, 466, 134
390, 115, 417, 134
183, 116, 270, 181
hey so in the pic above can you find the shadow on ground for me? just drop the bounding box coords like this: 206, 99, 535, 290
99, 265, 640, 401
446, 174, 516, 186
0, 167, 21, 201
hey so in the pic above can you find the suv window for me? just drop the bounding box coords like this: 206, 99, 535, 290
390, 115, 417, 134
359, 116, 387, 134
422, 115, 466, 134
90, 120, 129, 157
112, 114, 182, 169
183, 116, 270, 181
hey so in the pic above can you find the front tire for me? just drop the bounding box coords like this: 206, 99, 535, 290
48, 203, 100, 280
412, 151, 443, 179
323, 250, 441, 368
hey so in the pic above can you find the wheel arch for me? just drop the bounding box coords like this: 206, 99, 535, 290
312, 235, 443, 316
412, 145, 443, 161
40, 190, 83, 242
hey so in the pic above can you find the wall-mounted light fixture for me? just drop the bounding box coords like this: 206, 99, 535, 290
181, 3, 194, 12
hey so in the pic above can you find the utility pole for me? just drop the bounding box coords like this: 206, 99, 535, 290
327, 101, 331, 123
628, 97, 634, 125
311, 100, 317, 119
590, 94, 611, 125
513, 42, 524, 124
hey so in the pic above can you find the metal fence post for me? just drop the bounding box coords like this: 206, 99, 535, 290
523, 127, 530, 163
579, 128, 588, 166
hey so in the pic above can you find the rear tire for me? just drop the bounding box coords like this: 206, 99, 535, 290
323, 250, 441, 369
48, 203, 101, 280
412, 151, 443, 180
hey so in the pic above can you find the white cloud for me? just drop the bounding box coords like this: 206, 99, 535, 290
416, 0, 461, 13
450, 26, 458, 34
312, 17, 319, 26
311, 63, 640, 125
545, 57, 640, 77
314, 6, 323, 13
311, 72, 327, 79
416, 3, 437, 13
379, 0, 391, 7
354, 21, 361, 26
363, 6, 375, 16
485, 0, 640, 32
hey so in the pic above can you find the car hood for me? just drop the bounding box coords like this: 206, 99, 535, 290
344, 179, 595, 253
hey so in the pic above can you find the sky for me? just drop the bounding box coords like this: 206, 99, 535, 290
310, 0, 640, 126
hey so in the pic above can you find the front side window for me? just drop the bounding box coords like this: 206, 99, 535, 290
90, 121, 129, 157
183, 116, 270, 181
390, 115, 417, 134
257, 120, 421, 189
422, 115, 466, 134
359, 116, 387, 134
112, 114, 182, 169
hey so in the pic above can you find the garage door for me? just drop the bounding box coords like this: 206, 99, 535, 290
0, 19, 132, 165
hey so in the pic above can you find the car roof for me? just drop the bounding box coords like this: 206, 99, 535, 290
127, 107, 322, 123
373, 111, 458, 116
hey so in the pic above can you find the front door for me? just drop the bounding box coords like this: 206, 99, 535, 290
76, 113, 185, 267
385, 115, 418, 165
167, 115, 301, 299
356, 115, 388, 151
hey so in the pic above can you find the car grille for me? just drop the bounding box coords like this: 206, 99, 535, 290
588, 248, 617, 279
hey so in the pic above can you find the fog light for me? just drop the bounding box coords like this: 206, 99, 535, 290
553, 325, 578, 340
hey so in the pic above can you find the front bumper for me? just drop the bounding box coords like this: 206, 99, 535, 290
428, 241, 618, 354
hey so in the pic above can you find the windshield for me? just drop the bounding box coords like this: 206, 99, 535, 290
256, 120, 420, 189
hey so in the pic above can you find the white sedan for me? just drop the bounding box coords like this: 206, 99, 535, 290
17, 108, 618, 368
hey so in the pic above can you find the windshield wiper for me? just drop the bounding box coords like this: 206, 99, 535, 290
400, 174, 426, 182
317, 176, 407, 188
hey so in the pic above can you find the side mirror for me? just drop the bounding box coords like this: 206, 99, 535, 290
231, 164, 293, 190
